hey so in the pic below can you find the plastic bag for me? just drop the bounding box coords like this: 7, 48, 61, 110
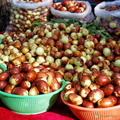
94, 1, 120, 18
11, 0, 53, 9
6, 0, 53, 32
50, 1, 95, 23
94, 1, 120, 38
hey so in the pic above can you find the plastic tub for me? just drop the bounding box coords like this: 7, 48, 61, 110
0, 80, 66, 115
61, 91, 120, 120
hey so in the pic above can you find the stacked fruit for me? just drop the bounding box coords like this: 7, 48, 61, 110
0, 20, 120, 107
101, 5, 118, 11
6, 6, 50, 32
52, 0, 87, 13
0, 63, 63, 95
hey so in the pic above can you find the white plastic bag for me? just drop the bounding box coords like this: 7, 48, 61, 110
94, 1, 120, 38
6, 0, 53, 32
11, 0, 53, 9
94, 1, 120, 18
50, 1, 95, 23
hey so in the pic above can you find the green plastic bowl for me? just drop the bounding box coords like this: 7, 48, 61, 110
0, 38, 2, 43
0, 63, 7, 72
0, 80, 66, 115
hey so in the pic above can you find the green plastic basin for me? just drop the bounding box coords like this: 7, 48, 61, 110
0, 80, 66, 115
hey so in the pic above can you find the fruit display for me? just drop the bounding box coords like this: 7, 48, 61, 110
6, 6, 50, 32
1, 18, 119, 108
50, 0, 95, 23
62, 71, 120, 108
96, 17, 120, 40
51, 0, 86, 13
0, 63, 63, 95
101, 5, 119, 11
94, 1, 120, 40
0, 0, 120, 113
0, 19, 111, 68
5, 0, 53, 32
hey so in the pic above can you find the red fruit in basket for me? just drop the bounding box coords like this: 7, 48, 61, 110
9, 73, 23, 86
68, 6, 77, 13
80, 2, 87, 10
113, 67, 120, 73
98, 97, 114, 108
72, 81, 81, 92
50, 62, 59, 70
0, 72, 10, 81
36, 80, 51, 94
95, 43, 104, 51
101, 84, 114, 96
75, 9, 82, 13
6, 63, 14, 69
92, 56, 100, 64
37, 72, 48, 81
95, 75, 111, 86
4, 84, 15, 94
78, 38, 85, 45
61, 0, 71, 6
56, 4, 62, 11
89, 83, 100, 91
20, 72, 26, 80
82, 100, 94, 108
64, 82, 72, 91
112, 73, 120, 79
21, 63, 34, 72
114, 86, 120, 97
117, 98, 120, 105
80, 75, 91, 88
12, 87, 28, 95
60, 6, 67, 11
20, 80, 31, 89
68, 93, 83, 105
90, 70, 100, 82
26, 70, 37, 82
0, 80, 7, 90
79, 87, 90, 98
63, 88, 76, 100
88, 89, 104, 103
64, 72, 73, 82
55, 71, 63, 83
55, 41, 63, 50
9, 66, 21, 75
46, 70, 55, 78
49, 78, 60, 91
28, 86, 39, 95
51, 3, 57, 9
112, 78, 120, 86
108, 95, 117, 105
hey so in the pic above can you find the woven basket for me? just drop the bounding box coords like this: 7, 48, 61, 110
0, 0, 11, 32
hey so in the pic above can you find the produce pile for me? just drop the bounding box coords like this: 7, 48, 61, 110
7, 6, 50, 32
101, 5, 118, 11
0, 63, 63, 95
51, 1, 87, 13
0, 0, 120, 109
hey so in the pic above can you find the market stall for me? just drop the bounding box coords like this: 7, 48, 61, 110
0, 0, 120, 120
